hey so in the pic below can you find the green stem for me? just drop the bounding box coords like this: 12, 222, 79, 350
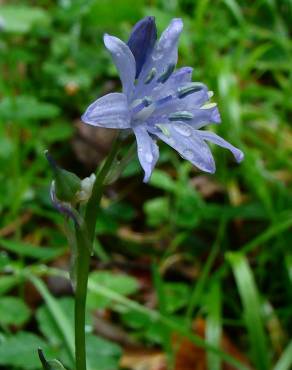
74, 226, 91, 370
85, 134, 121, 241
74, 134, 121, 370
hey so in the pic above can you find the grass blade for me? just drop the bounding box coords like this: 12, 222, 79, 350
273, 340, 292, 370
226, 252, 270, 370
206, 281, 222, 370
28, 274, 75, 367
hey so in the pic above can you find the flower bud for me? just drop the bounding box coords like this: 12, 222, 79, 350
75, 173, 96, 204
45, 150, 81, 202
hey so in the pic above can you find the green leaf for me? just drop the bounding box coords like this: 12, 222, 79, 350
174, 190, 202, 228
0, 96, 60, 121
37, 296, 121, 370
48, 360, 67, 370
121, 310, 151, 329
38, 349, 67, 370
87, 276, 248, 369
0, 5, 50, 34
86, 334, 122, 370
87, 271, 139, 309
36, 298, 74, 347
144, 197, 169, 226
41, 123, 74, 143
164, 283, 190, 313
149, 169, 176, 192
0, 238, 65, 261
0, 275, 20, 296
0, 332, 49, 369
226, 252, 270, 370
0, 296, 31, 326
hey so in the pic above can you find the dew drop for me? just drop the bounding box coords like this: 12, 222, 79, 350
145, 153, 153, 163
152, 45, 164, 61
173, 124, 192, 137
168, 137, 175, 146
182, 149, 195, 160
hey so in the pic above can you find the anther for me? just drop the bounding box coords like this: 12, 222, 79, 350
168, 111, 194, 121
157, 64, 175, 83
177, 82, 205, 99
143, 96, 153, 107
144, 68, 157, 84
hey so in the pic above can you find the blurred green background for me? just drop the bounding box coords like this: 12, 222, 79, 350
0, 1, 292, 369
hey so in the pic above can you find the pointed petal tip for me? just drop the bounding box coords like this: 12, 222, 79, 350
103, 33, 115, 48
202, 157, 216, 174
207, 165, 216, 174
171, 18, 183, 31
143, 173, 151, 183
211, 106, 221, 124
127, 15, 157, 78
80, 113, 89, 124
142, 15, 156, 24
235, 149, 244, 163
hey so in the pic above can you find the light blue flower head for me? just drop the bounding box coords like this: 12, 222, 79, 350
82, 17, 244, 182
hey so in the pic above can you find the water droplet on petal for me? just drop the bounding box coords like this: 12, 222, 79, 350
173, 124, 192, 137
182, 149, 195, 160
168, 138, 175, 146
145, 153, 153, 163
152, 45, 163, 61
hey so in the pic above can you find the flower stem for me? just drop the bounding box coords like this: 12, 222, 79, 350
74, 225, 91, 370
74, 134, 121, 370
85, 134, 121, 241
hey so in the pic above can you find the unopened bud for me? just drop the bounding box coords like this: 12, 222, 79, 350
74, 173, 96, 204
45, 150, 81, 202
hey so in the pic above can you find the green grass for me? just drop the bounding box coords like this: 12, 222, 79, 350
0, 0, 291, 369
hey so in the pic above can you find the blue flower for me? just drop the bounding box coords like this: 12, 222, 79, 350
82, 17, 244, 182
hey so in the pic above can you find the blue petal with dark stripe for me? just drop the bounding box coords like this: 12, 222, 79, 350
127, 16, 157, 78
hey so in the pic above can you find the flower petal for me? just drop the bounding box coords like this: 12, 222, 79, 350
151, 67, 193, 101
196, 131, 244, 162
190, 105, 221, 127
104, 34, 136, 99
133, 125, 159, 182
127, 16, 157, 78
135, 18, 183, 97
152, 18, 183, 67
81, 92, 131, 129
151, 122, 216, 173
148, 101, 220, 130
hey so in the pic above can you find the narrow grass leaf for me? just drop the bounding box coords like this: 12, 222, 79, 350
222, 0, 244, 24
273, 339, 292, 370
28, 275, 75, 367
227, 252, 270, 370
152, 263, 173, 365
87, 275, 248, 370
206, 281, 222, 370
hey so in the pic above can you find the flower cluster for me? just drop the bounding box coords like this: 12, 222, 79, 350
82, 17, 243, 182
